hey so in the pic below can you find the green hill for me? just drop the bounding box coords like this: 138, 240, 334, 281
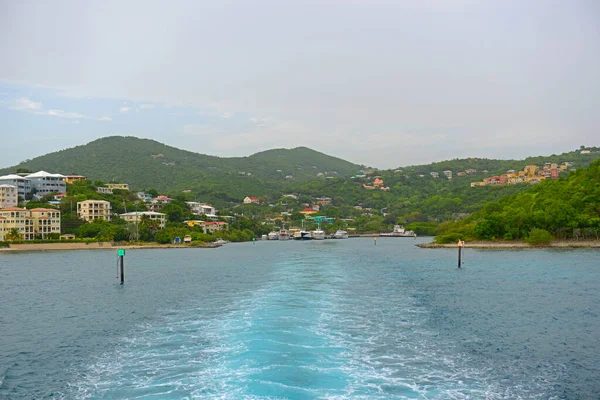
0, 136, 362, 203
434, 158, 600, 243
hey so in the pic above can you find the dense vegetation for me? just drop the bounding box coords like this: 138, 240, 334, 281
3, 137, 600, 238
0, 136, 363, 204
434, 159, 600, 243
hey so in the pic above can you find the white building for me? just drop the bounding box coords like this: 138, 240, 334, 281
186, 202, 216, 216
0, 174, 32, 198
443, 170, 453, 179
430, 172, 439, 178
25, 171, 66, 196
0, 184, 18, 209
120, 211, 166, 228
77, 200, 112, 222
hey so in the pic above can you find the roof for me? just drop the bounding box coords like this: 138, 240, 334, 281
25, 171, 66, 179
120, 211, 166, 217
0, 184, 18, 188
0, 174, 27, 180
54, 192, 67, 197
246, 196, 259, 200
30, 208, 60, 212
204, 221, 228, 225
79, 199, 111, 204
0, 207, 27, 211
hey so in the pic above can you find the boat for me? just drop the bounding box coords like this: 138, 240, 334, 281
293, 221, 313, 240
267, 231, 280, 240
261, 234, 268, 240
333, 230, 349, 239
293, 230, 313, 240
380, 225, 417, 237
278, 229, 290, 240
214, 238, 229, 245
312, 228, 325, 240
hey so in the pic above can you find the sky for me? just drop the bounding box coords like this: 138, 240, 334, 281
1, 0, 599, 169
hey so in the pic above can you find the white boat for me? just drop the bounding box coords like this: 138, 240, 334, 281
380, 225, 417, 237
278, 230, 290, 240
267, 231, 280, 240
333, 230, 349, 239
312, 229, 325, 240
261, 234, 268, 240
214, 238, 229, 245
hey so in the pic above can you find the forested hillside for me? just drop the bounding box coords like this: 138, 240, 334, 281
434, 159, 600, 243
0, 136, 362, 200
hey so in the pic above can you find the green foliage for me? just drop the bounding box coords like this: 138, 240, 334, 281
0, 241, 9, 248
435, 159, 600, 241
406, 222, 438, 236
0, 136, 362, 205
527, 228, 553, 245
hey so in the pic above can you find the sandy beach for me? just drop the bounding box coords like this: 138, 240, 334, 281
0, 242, 221, 252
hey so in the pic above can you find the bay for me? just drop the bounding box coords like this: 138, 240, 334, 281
0, 238, 599, 399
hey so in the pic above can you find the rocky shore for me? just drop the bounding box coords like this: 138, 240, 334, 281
418, 240, 600, 249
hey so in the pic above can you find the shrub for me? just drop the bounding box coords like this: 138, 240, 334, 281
527, 228, 553, 245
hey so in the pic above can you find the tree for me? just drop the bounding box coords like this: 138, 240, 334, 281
527, 228, 552, 245
6, 228, 23, 242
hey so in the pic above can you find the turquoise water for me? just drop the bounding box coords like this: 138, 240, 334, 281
1, 238, 599, 399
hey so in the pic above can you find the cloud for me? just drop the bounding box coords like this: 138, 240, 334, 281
138, 103, 154, 109
120, 106, 130, 113
11, 97, 43, 111
47, 109, 85, 119
221, 112, 233, 119
6, 96, 112, 122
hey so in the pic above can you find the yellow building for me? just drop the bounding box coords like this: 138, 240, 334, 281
30, 208, 61, 239
0, 207, 61, 240
523, 165, 538, 176
64, 174, 87, 184
77, 200, 112, 222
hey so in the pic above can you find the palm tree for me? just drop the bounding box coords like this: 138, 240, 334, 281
6, 228, 23, 242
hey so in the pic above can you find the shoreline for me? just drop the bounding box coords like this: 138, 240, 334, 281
0, 242, 222, 252
418, 240, 600, 249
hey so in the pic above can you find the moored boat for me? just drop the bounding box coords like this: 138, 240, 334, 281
267, 231, 280, 240
293, 230, 313, 240
380, 225, 417, 237
333, 230, 349, 239
278, 230, 290, 240
312, 229, 325, 240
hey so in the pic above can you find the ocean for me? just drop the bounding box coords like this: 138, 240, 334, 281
1, 238, 599, 399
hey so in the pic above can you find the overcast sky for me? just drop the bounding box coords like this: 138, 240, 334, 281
1, 0, 599, 169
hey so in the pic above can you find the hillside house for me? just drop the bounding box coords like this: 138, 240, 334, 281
243, 196, 260, 204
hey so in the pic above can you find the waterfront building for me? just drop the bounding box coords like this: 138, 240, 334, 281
29, 208, 61, 239
0, 207, 60, 240
77, 200, 112, 222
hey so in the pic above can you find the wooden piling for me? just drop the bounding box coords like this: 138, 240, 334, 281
458, 240, 463, 268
